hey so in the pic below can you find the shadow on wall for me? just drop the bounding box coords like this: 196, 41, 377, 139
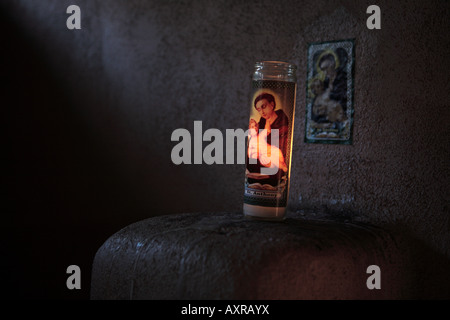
3, 2, 237, 299
2, 8, 170, 299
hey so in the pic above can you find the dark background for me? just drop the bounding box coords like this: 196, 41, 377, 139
3, 0, 449, 299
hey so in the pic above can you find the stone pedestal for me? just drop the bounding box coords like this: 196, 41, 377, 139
91, 212, 411, 299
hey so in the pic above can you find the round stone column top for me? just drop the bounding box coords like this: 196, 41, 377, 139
91, 211, 406, 299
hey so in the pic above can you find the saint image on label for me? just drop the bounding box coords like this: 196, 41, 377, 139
244, 81, 296, 207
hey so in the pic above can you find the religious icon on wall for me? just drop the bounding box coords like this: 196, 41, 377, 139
305, 39, 355, 144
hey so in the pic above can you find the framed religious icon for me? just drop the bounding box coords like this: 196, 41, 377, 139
304, 39, 355, 144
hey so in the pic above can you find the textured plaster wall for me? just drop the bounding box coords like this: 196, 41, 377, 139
290, 2, 450, 258
3, 0, 449, 298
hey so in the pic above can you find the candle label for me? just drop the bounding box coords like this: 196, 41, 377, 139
244, 80, 296, 207
305, 39, 355, 144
